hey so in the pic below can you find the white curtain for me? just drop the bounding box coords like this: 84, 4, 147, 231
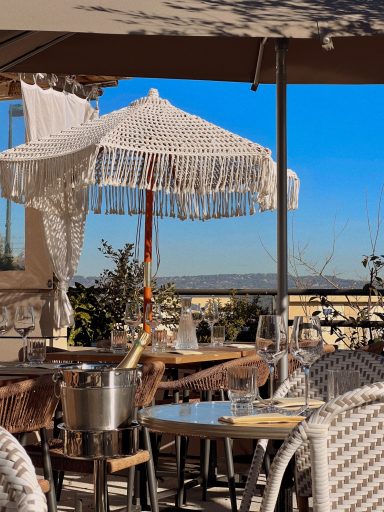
21, 80, 96, 328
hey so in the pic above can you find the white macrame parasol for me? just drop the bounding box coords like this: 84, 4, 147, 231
0, 88, 300, 327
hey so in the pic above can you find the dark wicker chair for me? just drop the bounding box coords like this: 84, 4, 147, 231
0, 375, 60, 512
158, 353, 269, 398
27, 360, 165, 512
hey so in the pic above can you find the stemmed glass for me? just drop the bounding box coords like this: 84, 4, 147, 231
191, 303, 203, 327
144, 300, 163, 350
203, 298, 219, 342
124, 299, 142, 343
255, 314, 287, 410
290, 315, 324, 412
0, 307, 9, 336
14, 305, 35, 367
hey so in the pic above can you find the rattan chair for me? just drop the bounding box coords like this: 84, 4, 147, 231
260, 381, 384, 512
240, 350, 384, 512
158, 353, 269, 398
0, 425, 48, 511
28, 360, 165, 512
0, 375, 59, 512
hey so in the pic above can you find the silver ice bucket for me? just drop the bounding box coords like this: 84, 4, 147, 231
54, 363, 140, 431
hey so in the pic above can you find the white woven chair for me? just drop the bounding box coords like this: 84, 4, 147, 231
0, 425, 47, 511
240, 350, 384, 512
260, 381, 384, 512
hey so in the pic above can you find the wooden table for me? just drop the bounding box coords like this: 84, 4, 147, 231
139, 402, 297, 512
45, 345, 255, 366
0, 362, 58, 376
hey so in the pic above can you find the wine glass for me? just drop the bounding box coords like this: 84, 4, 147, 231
255, 314, 287, 409
144, 300, 163, 334
203, 298, 219, 342
124, 299, 142, 343
0, 307, 9, 336
290, 315, 324, 412
190, 303, 203, 326
14, 305, 35, 367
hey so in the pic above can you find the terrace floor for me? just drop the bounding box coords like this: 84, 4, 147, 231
56, 473, 265, 511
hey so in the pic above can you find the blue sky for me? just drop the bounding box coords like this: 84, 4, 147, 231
1, 79, 384, 280
80, 78, 384, 281
0, 105, 25, 257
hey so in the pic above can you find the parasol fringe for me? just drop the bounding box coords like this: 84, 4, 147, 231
0, 89, 300, 220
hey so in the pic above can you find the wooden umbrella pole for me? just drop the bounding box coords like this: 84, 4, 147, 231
143, 188, 153, 333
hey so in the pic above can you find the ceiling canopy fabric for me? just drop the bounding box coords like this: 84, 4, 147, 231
0, 1, 383, 83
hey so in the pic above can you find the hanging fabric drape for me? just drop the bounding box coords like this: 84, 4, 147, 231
21, 79, 96, 328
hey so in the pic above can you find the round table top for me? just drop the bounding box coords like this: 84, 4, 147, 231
138, 401, 294, 440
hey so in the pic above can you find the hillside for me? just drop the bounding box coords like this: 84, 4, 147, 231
70, 273, 365, 290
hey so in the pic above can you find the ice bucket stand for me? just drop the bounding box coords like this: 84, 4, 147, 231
58, 422, 140, 512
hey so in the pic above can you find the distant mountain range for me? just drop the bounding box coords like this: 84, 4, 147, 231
70, 273, 365, 290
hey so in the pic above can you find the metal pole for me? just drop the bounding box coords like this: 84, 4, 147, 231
276, 38, 289, 382
93, 459, 108, 512
5, 106, 13, 258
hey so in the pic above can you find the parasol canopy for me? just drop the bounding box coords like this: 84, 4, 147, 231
0, 88, 299, 219
0, 87, 299, 329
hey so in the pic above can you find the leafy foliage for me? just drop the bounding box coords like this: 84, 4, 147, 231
312, 253, 384, 349
67, 283, 110, 346
94, 240, 144, 329
197, 293, 270, 343
68, 240, 180, 346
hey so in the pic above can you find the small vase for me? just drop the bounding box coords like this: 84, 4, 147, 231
175, 297, 199, 350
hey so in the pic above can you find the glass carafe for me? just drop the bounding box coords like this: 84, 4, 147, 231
175, 297, 199, 350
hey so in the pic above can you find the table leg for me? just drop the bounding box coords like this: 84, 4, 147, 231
93, 459, 108, 512
201, 438, 211, 500
143, 426, 159, 512
176, 435, 188, 507
224, 437, 237, 512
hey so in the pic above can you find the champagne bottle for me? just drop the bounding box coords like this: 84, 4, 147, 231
116, 331, 151, 369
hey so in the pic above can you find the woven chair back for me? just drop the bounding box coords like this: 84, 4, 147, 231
0, 425, 47, 511
158, 354, 269, 393
135, 360, 165, 408
261, 381, 384, 512
0, 375, 59, 434
275, 350, 384, 500
275, 350, 384, 400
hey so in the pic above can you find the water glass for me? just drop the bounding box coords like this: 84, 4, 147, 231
327, 370, 361, 400
0, 307, 9, 336
227, 366, 258, 415
211, 325, 225, 347
111, 330, 127, 354
27, 338, 46, 365
166, 328, 178, 348
152, 330, 168, 352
